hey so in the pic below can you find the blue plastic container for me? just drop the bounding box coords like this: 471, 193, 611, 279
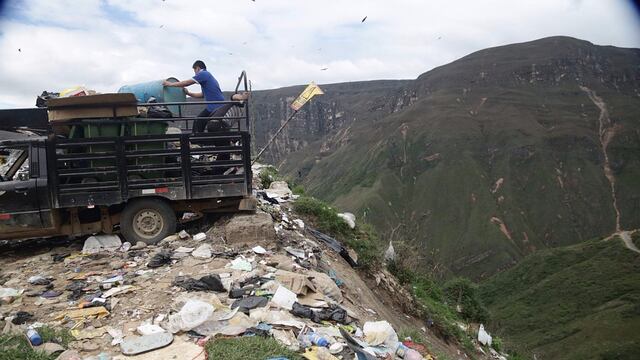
118, 77, 186, 115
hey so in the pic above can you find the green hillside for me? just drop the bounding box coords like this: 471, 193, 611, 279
272, 36, 640, 278
478, 233, 640, 359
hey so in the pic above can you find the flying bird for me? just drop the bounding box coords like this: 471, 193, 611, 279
361, 16, 367, 22
18, 48, 21, 52
159, 25, 164, 28
320, 67, 328, 71
437, 36, 442, 40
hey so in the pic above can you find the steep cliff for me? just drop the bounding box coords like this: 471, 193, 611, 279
249, 36, 640, 278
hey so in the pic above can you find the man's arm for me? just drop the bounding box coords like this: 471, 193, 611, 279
185, 89, 203, 98
162, 79, 196, 87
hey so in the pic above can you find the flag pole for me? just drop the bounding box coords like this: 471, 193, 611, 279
251, 109, 299, 165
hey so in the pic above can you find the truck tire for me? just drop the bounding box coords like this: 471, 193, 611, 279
120, 198, 176, 245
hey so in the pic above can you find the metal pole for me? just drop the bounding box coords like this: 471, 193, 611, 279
252, 109, 299, 165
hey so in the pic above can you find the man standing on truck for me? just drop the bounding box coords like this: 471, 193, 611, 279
162, 60, 224, 133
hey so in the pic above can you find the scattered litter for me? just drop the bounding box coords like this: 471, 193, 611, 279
229, 257, 253, 271
120, 332, 174, 356
252, 245, 267, 254
55, 306, 110, 321
82, 235, 122, 254
166, 299, 214, 333
285, 246, 306, 259
337, 212, 356, 229
293, 219, 305, 229
71, 327, 108, 340
291, 302, 348, 324
478, 324, 492, 346
192, 244, 213, 259
175, 246, 195, 253
363, 321, 398, 347
231, 296, 268, 314
147, 250, 173, 268
120, 241, 132, 252
384, 241, 396, 262
272, 285, 298, 310
107, 326, 124, 345
28, 275, 51, 286
173, 274, 225, 292
178, 230, 190, 239
137, 323, 166, 335
103, 285, 136, 298
41, 342, 65, 355
11, 311, 33, 325
193, 232, 207, 241
41, 290, 63, 298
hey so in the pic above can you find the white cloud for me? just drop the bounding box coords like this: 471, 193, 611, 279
0, 0, 638, 108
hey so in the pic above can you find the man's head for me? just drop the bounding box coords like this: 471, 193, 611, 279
192, 60, 207, 73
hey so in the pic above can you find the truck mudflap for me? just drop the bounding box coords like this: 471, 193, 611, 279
238, 196, 257, 211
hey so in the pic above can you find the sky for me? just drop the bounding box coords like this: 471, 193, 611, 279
0, 0, 639, 108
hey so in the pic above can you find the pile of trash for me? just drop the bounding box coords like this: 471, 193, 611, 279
0, 169, 439, 360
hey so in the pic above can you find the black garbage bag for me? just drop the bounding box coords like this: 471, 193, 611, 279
35, 91, 59, 108
147, 105, 173, 118
173, 274, 225, 292
148, 250, 173, 268
290, 302, 348, 324
11, 311, 33, 325
230, 296, 268, 314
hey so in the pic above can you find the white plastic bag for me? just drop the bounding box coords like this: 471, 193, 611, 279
166, 299, 214, 333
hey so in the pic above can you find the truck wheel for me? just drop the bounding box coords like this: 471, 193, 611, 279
120, 199, 176, 245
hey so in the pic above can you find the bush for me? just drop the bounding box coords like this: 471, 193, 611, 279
258, 166, 280, 188
492, 337, 503, 352
293, 196, 352, 238
443, 277, 489, 323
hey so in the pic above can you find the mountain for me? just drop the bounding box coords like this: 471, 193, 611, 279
249, 36, 640, 278
478, 232, 640, 359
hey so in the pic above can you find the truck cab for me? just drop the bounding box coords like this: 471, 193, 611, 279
0, 132, 54, 239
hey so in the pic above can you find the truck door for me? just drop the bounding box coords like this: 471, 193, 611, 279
0, 143, 43, 236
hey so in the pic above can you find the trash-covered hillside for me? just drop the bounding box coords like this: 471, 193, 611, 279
0, 165, 502, 360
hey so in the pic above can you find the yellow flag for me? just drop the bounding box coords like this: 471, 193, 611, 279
290, 82, 324, 111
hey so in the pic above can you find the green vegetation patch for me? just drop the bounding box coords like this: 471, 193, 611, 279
0, 327, 72, 360
206, 336, 304, 360
479, 238, 640, 359
293, 196, 381, 268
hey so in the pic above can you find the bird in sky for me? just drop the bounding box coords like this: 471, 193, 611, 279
320, 67, 328, 71
18, 48, 21, 52
361, 16, 367, 23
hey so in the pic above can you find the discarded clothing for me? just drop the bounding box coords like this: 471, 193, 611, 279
290, 302, 348, 324
148, 250, 173, 268
173, 275, 225, 292
231, 296, 268, 314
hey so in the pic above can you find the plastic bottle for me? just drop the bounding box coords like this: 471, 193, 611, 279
26, 328, 42, 346
307, 332, 330, 347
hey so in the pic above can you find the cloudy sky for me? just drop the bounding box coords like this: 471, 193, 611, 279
0, 0, 639, 108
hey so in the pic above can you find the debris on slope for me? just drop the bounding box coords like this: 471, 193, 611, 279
0, 165, 495, 360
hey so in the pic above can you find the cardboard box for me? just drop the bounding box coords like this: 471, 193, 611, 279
47, 93, 138, 122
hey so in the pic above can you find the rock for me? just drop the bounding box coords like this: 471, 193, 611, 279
221, 213, 276, 244
111, 261, 125, 270
56, 350, 82, 360
41, 342, 65, 355
266, 180, 293, 199
81, 340, 100, 352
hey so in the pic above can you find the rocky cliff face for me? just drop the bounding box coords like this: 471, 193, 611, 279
249, 80, 415, 165
250, 36, 640, 278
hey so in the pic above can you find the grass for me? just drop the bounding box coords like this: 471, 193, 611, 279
478, 238, 640, 359
388, 261, 487, 355
258, 166, 280, 189
293, 196, 381, 269
0, 327, 72, 360
206, 336, 304, 360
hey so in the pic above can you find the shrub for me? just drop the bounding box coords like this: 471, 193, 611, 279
443, 277, 490, 323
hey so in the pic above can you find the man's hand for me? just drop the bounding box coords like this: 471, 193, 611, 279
162, 80, 173, 87
183, 88, 189, 96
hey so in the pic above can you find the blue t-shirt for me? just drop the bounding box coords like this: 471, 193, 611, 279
193, 69, 224, 112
